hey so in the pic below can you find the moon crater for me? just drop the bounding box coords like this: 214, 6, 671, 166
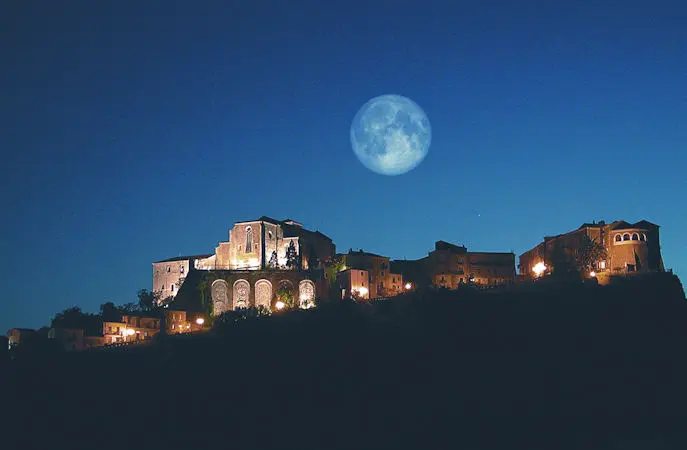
350, 94, 431, 176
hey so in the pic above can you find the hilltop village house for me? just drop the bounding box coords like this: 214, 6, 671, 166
154, 217, 335, 315
391, 241, 516, 290
518, 219, 665, 283
335, 249, 406, 299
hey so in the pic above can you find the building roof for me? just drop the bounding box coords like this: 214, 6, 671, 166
154, 254, 213, 263
433, 240, 467, 253
345, 249, 387, 259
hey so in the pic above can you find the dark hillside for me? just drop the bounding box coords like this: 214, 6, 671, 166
1, 274, 685, 449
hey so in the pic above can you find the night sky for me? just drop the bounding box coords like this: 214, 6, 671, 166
2, 1, 685, 332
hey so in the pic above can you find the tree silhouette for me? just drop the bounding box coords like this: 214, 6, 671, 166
137, 289, 161, 311
286, 241, 299, 270
268, 251, 278, 269
576, 235, 608, 273
308, 246, 319, 270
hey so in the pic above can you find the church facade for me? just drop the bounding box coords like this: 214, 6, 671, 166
152, 216, 335, 315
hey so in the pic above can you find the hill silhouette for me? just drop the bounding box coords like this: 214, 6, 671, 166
1, 274, 685, 450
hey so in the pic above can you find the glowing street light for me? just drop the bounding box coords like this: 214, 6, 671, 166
532, 262, 547, 277
275, 301, 285, 310
358, 286, 369, 297
589, 271, 596, 277
196, 318, 205, 326
126, 328, 135, 336
405, 283, 412, 290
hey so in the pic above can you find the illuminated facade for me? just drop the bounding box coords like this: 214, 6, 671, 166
391, 241, 516, 289
518, 220, 665, 282
336, 268, 370, 299
340, 249, 404, 298
153, 216, 335, 308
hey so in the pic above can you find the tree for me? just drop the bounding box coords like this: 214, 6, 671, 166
308, 246, 320, 270
51, 306, 101, 336
268, 251, 278, 269
276, 286, 296, 309
325, 256, 345, 284
137, 289, 161, 312
576, 235, 608, 274
99, 302, 121, 322
549, 243, 577, 277
285, 241, 299, 270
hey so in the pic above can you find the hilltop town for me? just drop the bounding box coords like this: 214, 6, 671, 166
5, 215, 670, 354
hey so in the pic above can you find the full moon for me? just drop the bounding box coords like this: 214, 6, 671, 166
350, 94, 431, 176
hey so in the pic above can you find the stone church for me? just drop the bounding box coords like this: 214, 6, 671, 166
152, 216, 335, 315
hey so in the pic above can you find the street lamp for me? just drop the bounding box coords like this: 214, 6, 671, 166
275, 301, 285, 310
405, 283, 412, 290
532, 262, 547, 277
196, 318, 205, 326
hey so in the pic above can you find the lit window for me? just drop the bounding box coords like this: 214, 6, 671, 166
615, 235, 622, 242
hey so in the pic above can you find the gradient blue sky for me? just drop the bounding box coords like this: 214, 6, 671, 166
2, 1, 685, 331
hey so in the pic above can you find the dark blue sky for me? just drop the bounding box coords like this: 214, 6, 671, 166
2, 1, 685, 331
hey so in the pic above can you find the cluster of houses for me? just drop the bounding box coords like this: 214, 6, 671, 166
5, 216, 666, 354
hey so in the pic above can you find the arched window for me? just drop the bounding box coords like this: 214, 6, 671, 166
642, 233, 647, 242
615, 234, 622, 242
167, 266, 171, 272
623, 233, 631, 241
632, 233, 639, 241
245, 227, 253, 253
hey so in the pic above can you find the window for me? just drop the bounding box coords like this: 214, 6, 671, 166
162, 284, 165, 290
640, 234, 646, 242
245, 227, 253, 253
381, 271, 385, 276
598, 261, 606, 269
632, 233, 639, 241
627, 264, 636, 272
623, 233, 631, 241
180, 266, 184, 274
615, 235, 622, 242
171, 285, 174, 292
361, 271, 364, 276
268, 231, 273, 239
167, 266, 171, 272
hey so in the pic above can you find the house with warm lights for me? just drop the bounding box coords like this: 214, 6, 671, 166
519, 220, 665, 283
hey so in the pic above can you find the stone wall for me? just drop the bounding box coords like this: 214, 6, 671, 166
152, 260, 190, 300
208, 270, 322, 315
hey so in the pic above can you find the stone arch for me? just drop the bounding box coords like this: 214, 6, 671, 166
298, 279, 316, 309
274, 280, 296, 306
211, 279, 229, 316
623, 233, 631, 241
233, 279, 250, 309
255, 279, 272, 310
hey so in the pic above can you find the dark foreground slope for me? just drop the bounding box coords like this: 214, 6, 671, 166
2, 274, 686, 450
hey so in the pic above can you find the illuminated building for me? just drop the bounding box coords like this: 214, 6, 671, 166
518, 220, 665, 282
154, 217, 332, 314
